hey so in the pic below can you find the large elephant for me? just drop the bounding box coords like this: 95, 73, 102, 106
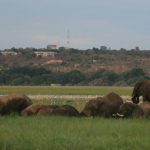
116, 102, 144, 118
0, 93, 32, 115
132, 80, 150, 104
81, 92, 123, 117
21, 104, 80, 117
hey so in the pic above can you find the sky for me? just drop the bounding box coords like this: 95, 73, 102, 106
0, 0, 150, 50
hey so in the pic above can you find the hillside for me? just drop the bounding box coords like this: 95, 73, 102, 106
0, 48, 150, 76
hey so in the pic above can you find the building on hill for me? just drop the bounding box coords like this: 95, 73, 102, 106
34, 51, 57, 57
47, 45, 57, 50
1, 51, 18, 56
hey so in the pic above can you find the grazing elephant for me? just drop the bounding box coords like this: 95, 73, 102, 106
21, 104, 59, 116
46, 105, 80, 117
0, 93, 32, 115
80, 97, 104, 117
132, 80, 150, 104
116, 102, 144, 118
81, 92, 123, 117
21, 104, 80, 117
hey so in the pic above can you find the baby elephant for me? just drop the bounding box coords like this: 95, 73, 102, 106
116, 102, 144, 118
21, 104, 58, 116
116, 101, 150, 118
21, 104, 80, 117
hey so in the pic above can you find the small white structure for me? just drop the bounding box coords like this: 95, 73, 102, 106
1, 51, 18, 56
47, 45, 57, 50
34, 51, 57, 57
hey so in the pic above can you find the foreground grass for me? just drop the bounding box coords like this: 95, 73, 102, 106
0, 116, 149, 150
0, 86, 133, 95
0, 86, 146, 150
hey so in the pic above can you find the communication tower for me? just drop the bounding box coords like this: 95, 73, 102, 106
67, 29, 70, 46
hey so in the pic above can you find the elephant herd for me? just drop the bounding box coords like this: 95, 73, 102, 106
0, 93, 80, 117
0, 80, 150, 119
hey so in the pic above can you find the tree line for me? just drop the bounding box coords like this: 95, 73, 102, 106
0, 67, 149, 86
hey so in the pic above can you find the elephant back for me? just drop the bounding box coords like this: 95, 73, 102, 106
104, 92, 124, 115
0, 93, 32, 115
104, 92, 123, 105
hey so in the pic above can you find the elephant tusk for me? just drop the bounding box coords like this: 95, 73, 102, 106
112, 114, 117, 117
116, 113, 124, 117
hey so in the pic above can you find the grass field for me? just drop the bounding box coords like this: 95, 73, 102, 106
1, 86, 150, 150
0, 86, 133, 95
0, 116, 150, 150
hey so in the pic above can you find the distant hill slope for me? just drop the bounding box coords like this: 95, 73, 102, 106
0, 49, 150, 76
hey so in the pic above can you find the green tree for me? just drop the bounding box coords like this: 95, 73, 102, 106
11, 77, 30, 85
123, 68, 145, 79
61, 70, 85, 85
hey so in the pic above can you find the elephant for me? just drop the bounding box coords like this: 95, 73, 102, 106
81, 92, 123, 117
139, 101, 150, 118
44, 105, 80, 117
80, 97, 104, 117
132, 80, 150, 104
116, 102, 144, 118
0, 93, 32, 115
21, 104, 58, 116
21, 104, 80, 117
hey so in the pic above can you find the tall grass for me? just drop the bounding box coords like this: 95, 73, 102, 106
0, 116, 149, 150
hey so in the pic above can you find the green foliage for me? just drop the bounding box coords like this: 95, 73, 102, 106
0, 66, 148, 86
11, 77, 31, 85
123, 68, 145, 79
8, 66, 50, 76
61, 70, 85, 85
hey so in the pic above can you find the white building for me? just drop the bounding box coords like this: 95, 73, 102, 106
47, 45, 57, 50
1, 51, 18, 56
34, 51, 57, 57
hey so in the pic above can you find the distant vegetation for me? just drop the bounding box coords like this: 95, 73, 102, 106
0, 66, 149, 86
0, 47, 150, 86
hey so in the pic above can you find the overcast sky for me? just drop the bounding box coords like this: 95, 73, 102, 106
0, 0, 150, 50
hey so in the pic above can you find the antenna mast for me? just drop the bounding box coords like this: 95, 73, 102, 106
67, 29, 70, 46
